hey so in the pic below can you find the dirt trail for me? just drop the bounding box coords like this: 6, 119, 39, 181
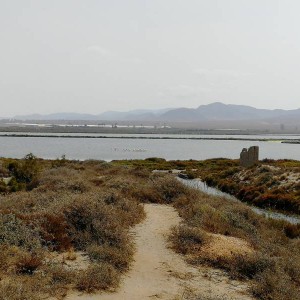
68, 204, 253, 300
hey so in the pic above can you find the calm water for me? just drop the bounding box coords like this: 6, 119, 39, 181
179, 178, 300, 224
0, 134, 299, 161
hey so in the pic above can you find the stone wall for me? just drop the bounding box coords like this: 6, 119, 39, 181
240, 146, 259, 167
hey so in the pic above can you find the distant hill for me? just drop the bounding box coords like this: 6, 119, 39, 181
13, 108, 171, 121
13, 113, 99, 121
11, 103, 300, 125
159, 102, 300, 122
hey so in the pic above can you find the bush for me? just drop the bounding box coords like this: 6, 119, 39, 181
0, 214, 41, 250
38, 213, 72, 251
252, 268, 300, 300
152, 176, 188, 203
170, 225, 210, 255
145, 157, 166, 163
284, 223, 300, 239
87, 243, 133, 272
0, 280, 38, 300
0, 180, 7, 193
8, 154, 40, 187
15, 253, 43, 275
76, 263, 119, 292
227, 253, 275, 280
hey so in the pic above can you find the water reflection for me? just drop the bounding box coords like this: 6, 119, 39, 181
178, 178, 300, 224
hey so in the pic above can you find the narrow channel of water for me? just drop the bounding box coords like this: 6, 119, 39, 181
178, 178, 300, 224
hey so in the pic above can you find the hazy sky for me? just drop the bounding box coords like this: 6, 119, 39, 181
1, 0, 300, 116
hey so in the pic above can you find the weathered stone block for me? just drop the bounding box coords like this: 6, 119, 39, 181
240, 146, 259, 167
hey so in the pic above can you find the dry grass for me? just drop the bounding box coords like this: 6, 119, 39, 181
76, 263, 119, 293
169, 180, 300, 299
0, 157, 147, 299
1, 156, 299, 299
169, 225, 210, 255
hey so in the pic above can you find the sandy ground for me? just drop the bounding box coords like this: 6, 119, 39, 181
67, 204, 253, 300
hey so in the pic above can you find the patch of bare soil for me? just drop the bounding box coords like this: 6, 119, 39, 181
67, 204, 253, 300
47, 250, 90, 271
200, 233, 253, 261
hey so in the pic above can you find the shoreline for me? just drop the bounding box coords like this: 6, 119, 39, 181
0, 133, 299, 143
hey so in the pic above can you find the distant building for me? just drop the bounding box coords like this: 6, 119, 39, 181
240, 146, 259, 167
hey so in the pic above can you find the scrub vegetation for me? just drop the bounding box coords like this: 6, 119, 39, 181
0, 155, 299, 299
0, 156, 146, 299
113, 157, 300, 215
168, 181, 300, 300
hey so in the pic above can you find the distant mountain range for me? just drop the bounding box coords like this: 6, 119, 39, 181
12, 108, 171, 121
10, 102, 300, 123
160, 102, 300, 122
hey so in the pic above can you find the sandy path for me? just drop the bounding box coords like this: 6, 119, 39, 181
68, 204, 253, 300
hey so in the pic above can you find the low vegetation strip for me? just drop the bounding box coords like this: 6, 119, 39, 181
0, 133, 295, 142
199, 159, 300, 215
113, 157, 300, 216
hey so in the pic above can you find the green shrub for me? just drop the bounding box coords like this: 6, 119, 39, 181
8, 154, 40, 185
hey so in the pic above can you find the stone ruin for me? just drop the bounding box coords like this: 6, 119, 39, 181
240, 146, 259, 167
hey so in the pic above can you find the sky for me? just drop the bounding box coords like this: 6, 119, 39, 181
1, 0, 300, 116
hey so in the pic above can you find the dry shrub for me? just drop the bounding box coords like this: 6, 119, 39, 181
133, 184, 163, 203
0, 245, 27, 274
153, 176, 188, 203
0, 180, 8, 193
63, 197, 129, 250
284, 223, 300, 239
174, 189, 262, 244
43, 263, 75, 292
280, 248, 300, 285
15, 252, 44, 275
1, 269, 72, 299
37, 167, 92, 193
0, 164, 9, 177
188, 246, 274, 281
87, 243, 134, 272
0, 280, 38, 300
76, 263, 119, 293
131, 175, 188, 204
0, 160, 151, 297
131, 167, 151, 178
91, 177, 105, 186
63, 190, 144, 251
170, 225, 210, 255
252, 268, 300, 300
0, 247, 45, 284
172, 182, 300, 300
186, 295, 231, 300
224, 210, 259, 242
38, 213, 72, 251
177, 199, 231, 235
112, 197, 145, 227
14, 212, 72, 252
0, 213, 41, 250
227, 253, 275, 280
